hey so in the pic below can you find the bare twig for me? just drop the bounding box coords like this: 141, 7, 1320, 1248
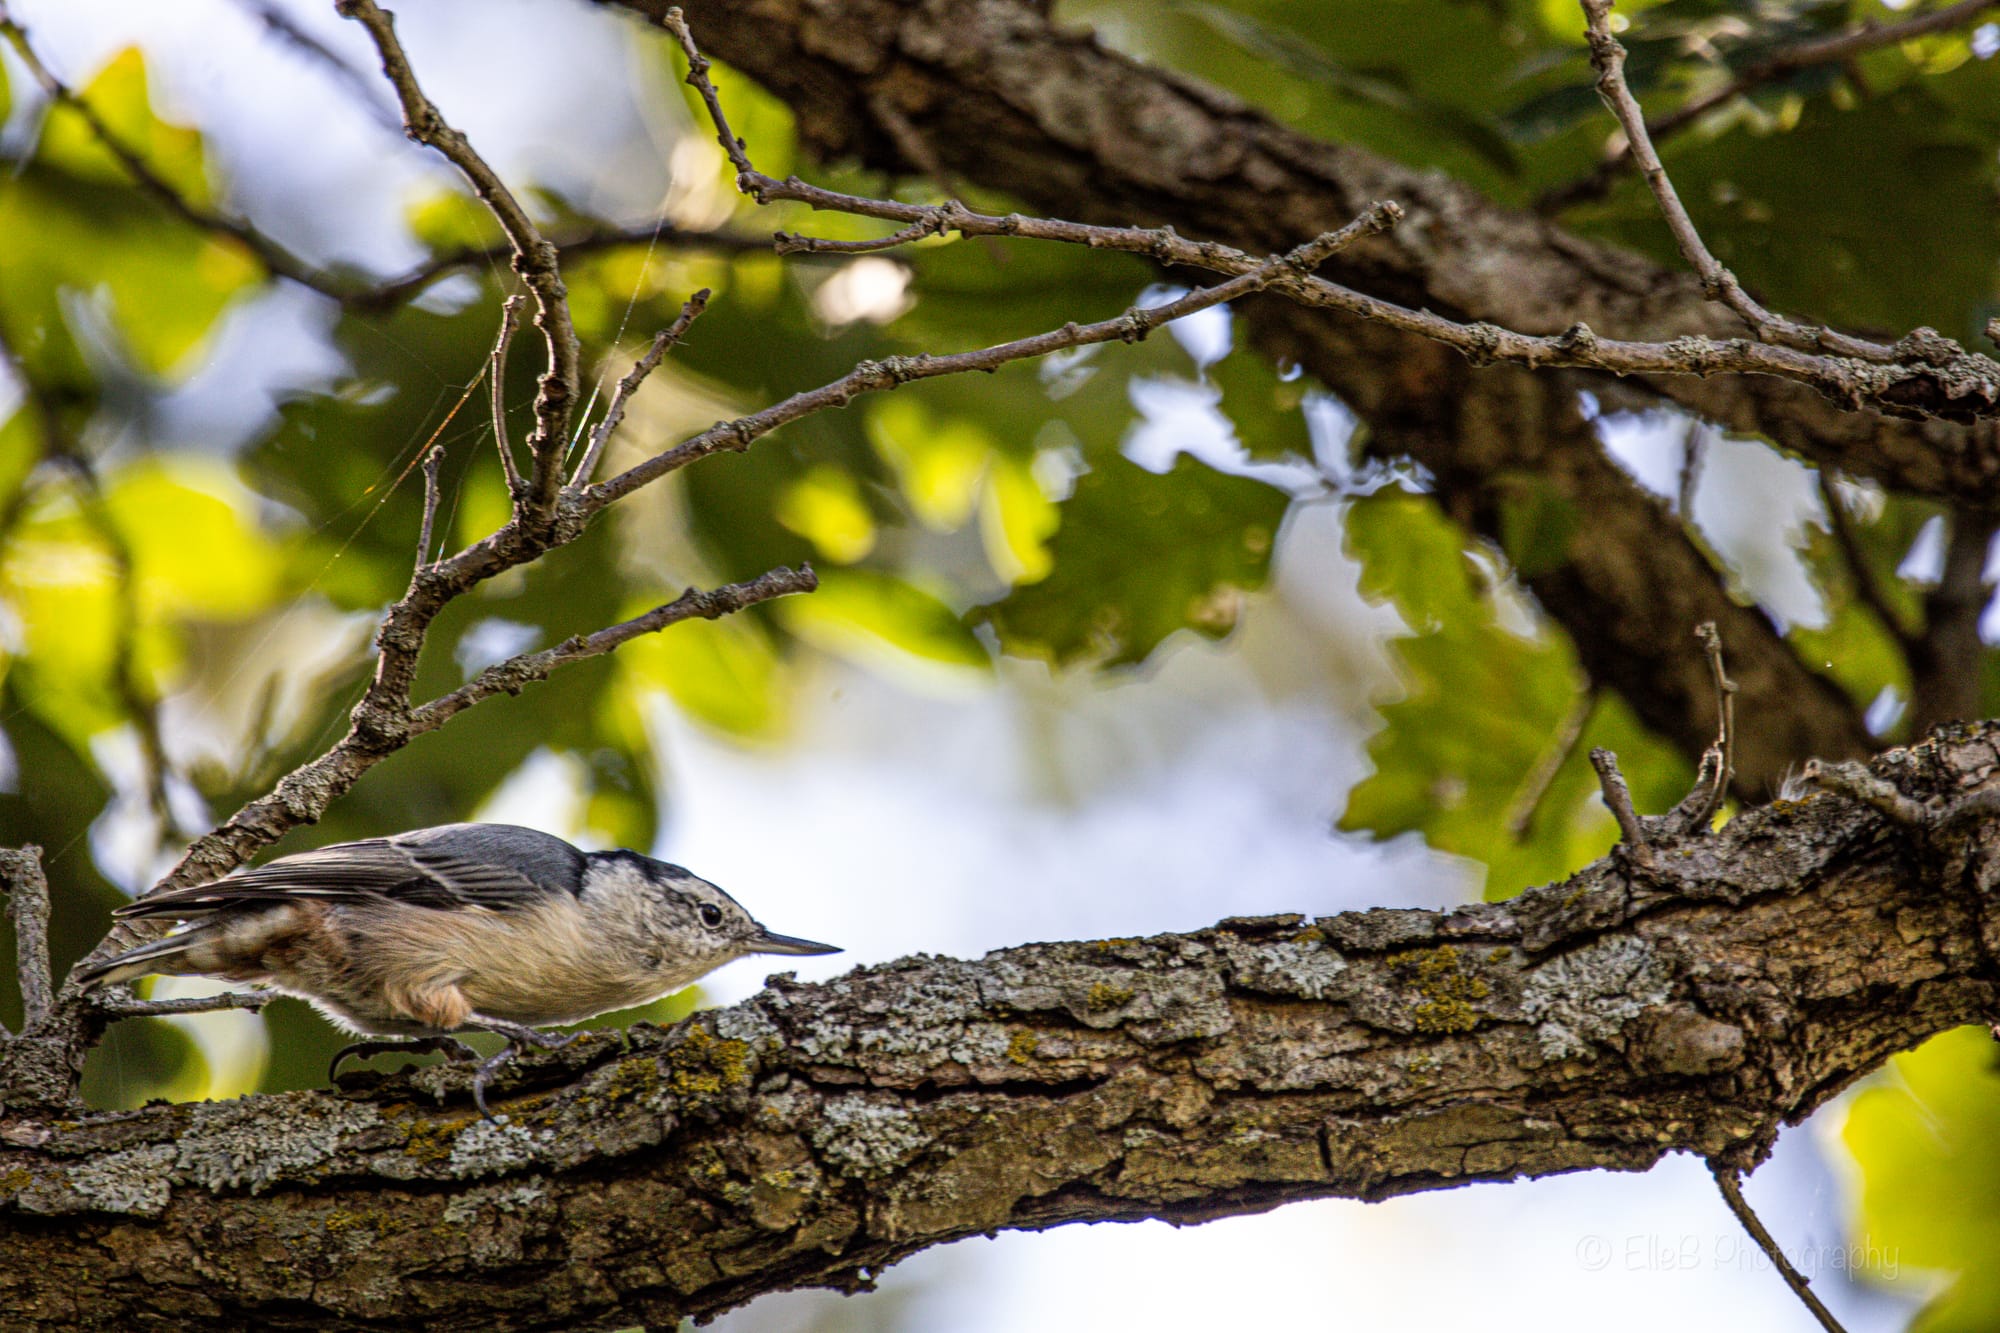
1590, 747, 1649, 847
1676, 419, 1706, 519
91, 989, 276, 1019
569, 289, 712, 489
416, 445, 445, 566
1689, 621, 1738, 827
1544, 0, 2000, 214
0, 847, 54, 1033
658, 9, 2000, 426
230, 0, 402, 131
1711, 1166, 1852, 1333
338, 0, 579, 518
584, 205, 1405, 512
0, 6, 758, 316
1579, 0, 1896, 364
349, 222, 769, 313
408, 566, 818, 732
1805, 758, 1933, 827
489, 295, 525, 498
1509, 688, 1596, 839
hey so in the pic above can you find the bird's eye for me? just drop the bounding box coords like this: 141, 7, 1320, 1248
698, 903, 724, 928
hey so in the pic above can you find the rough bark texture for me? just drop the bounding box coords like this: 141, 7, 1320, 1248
590, 0, 1896, 791
4, 725, 2000, 1330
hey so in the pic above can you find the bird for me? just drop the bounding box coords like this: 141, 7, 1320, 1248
73, 823, 840, 1118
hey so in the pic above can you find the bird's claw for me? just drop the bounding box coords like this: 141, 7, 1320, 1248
464, 1020, 581, 1122
327, 1035, 480, 1083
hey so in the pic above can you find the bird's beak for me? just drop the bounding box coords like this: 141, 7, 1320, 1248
749, 927, 842, 957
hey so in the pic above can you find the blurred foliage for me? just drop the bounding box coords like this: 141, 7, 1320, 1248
0, 3, 1997, 1320
1339, 487, 1692, 898
1843, 1026, 2000, 1330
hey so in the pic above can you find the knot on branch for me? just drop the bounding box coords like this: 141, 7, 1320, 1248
1554, 321, 1599, 355
1461, 322, 1503, 367
1893, 326, 1967, 367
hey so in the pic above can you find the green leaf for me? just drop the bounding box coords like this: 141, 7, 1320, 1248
37, 48, 213, 205
104, 458, 285, 623
980, 453, 1289, 667
1841, 1026, 2000, 1330
775, 464, 878, 563
405, 188, 506, 256
1338, 489, 1688, 898
1171, 0, 1521, 177
779, 568, 990, 678
621, 609, 789, 739
868, 396, 996, 530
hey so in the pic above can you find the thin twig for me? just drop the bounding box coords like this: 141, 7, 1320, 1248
1579, 0, 1897, 364
1689, 622, 1738, 828
489, 295, 525, 498
1509, 688, 1596, 839
1676, 419, 1706, 519
349, 222, 770, 313
91, 989, 277, 1019
407, 566, 818, 732
568, 289, 711, 489
338, 0, 580, 518
416, 445, 445, 566
584, 205, 1405, 512
659, 8, 2000, 427
1711, 1166, 1852, 1333
1815, 472, 1915, 646
1804, 758, 1933, 827
0, 847, 54, 1032
229, 0, 402, 131
1543, 0, 2000, 214
1589, 747, 1649, 847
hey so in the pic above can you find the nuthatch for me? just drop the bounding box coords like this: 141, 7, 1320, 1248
75, 823, 839, 1117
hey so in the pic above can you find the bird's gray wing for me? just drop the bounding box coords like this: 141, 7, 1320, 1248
114, 824, 585, 920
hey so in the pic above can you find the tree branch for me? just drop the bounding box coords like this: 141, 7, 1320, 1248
0, 848, 53, 1034
337, 0, 580, 519
4, 724, 2000, 1326
1542, 0, 2000, 214
1579, 0, 1895, 364
405, 566, 817, 733
612, 0, 2000, 497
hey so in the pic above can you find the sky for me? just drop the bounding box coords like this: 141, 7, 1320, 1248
2, 2, 1931, 1328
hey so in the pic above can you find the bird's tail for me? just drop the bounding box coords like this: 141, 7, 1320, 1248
71, 931, 206, 992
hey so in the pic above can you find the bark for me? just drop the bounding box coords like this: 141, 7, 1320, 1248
596, 0, 1887, 791
4, 725, 2000, 1330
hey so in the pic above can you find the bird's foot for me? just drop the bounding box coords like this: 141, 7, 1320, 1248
464, 1019, 583, 1122
328, 1035, 480, 1083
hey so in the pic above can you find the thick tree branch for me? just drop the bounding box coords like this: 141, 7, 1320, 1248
608, 0, 2000, 494
4, 725, 2000, 1327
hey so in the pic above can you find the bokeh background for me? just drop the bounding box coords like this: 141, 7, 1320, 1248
3, 0, 2000, 1327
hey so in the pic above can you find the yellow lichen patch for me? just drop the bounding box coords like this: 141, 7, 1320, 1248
1006, 1030, 1040, 1065
401, 1117, 465, 1164
666, 1024, 754, 1099
1400, 945, 1491, 1035
599, 1053, 667, 1104
1084, 982, 1136, 1012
